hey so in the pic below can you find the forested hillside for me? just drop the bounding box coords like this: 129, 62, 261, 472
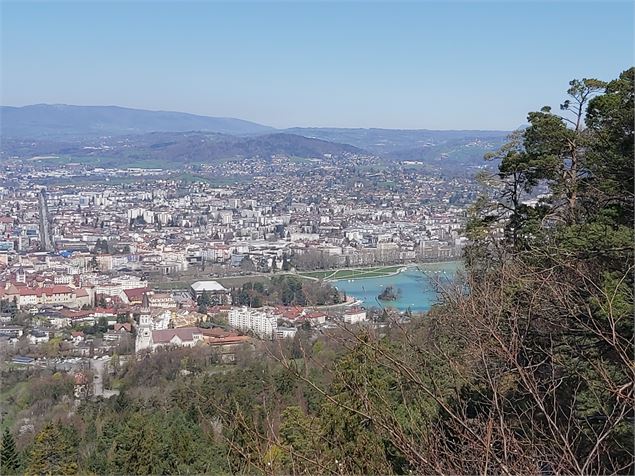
1, 68, 632, 475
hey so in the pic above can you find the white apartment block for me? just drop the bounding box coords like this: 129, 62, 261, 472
228, 307, 277, 339
343, 308, 367, 325
276, 327, 297, 339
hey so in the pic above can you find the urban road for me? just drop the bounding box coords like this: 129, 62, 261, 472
37, 190, 54, 252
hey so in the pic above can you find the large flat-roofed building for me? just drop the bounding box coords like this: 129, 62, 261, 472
190, 280, 231, 305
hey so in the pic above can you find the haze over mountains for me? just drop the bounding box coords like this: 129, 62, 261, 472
1, 104, 275, 137
0, 104, 510, 170
285, 127, 509, 155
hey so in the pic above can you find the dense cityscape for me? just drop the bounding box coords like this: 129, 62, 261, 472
0, 149, 475, 352
0, 1, 632, 474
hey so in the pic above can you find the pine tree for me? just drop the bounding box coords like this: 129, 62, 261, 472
457, 68, 635, 473
110, 413, 165, 475
1, 428, 20, 474
25, 422, 78, 475
197, 290, 212, 307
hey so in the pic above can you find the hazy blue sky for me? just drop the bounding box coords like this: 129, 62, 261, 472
1, 1, 633, 129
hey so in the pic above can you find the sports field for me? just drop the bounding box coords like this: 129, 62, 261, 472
299, 265, 405, 281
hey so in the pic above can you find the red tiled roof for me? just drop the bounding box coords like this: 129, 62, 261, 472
114, 323, 132, 332
123, 287, 149, 302
274, 305, 305, 319
93, 307, 116, 315
18, 288, 38, 296
60, 310, 92, 319
305, 312, 326, 319
42, 285, 74, 295
206, 335, 250, 346
345, 307, 366, 314
19, 285, 75, 297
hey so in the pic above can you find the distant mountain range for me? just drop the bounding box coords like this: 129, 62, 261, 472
0, 104, 275, 138
0, 104, 511, 170
285, 127, 509, 155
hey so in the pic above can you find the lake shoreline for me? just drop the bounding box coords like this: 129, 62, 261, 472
326, 260, 462, 283
331, 262, 460, 312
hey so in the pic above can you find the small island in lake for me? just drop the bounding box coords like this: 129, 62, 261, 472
378, 285, 399, 301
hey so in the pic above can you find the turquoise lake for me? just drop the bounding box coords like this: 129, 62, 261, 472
333, 261, 462, 312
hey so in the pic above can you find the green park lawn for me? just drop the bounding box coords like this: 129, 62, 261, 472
299, 265, 404, 281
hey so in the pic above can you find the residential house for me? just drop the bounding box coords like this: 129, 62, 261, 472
276, 327, 297, 339
343, 308, 367, 324
28, 329, 50, 344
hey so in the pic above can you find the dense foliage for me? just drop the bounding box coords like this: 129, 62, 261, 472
232, 275, 344, 308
